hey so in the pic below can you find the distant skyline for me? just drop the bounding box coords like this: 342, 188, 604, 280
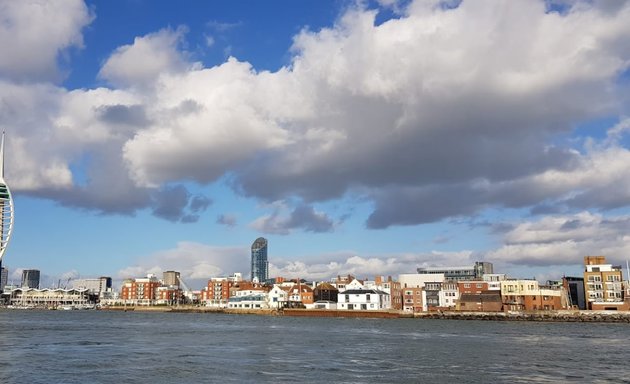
1, 0, 630, 289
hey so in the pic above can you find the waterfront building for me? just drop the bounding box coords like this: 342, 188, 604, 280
313, 282, 339, 303
6, 287, 93, 308
402, 287, 423, 312
250, 237, 268, 283
416, 261, 493, 281
313, 300, 337, 309
120, 274, 161, 305
501, 279, 539, 311
562, 277, 586, 309
228, 280, 264, 297
337, 289, 390, 310
424, 282, 441, 310
399, 273, 445, 312
267, 285, 289, 309
375, 276, 403, 310
344, 278, 366, 291
21, 269, 40, 289
72, 277, 112, 297
203, 278, 233, 307
156, 286, 182, 305
457, 292, 503, 312
583, 256, 627, 310
500, 280, 566, 311
0, 133, 15, 278
458, 281, 489, 295
286, 284, 314, 308
482, 274, 506, 290
399, 273, 445, 289
227, 288, 269, 310
456, 277, 506, 311
331, 274, 356, 292
162, 271, 180, 287
439, 281, 459, 308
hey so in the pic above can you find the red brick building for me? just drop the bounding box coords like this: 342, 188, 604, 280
403, 287, 423, 312
121, 275, 161, 305
286, 283, 314, 306
376, 276, 403, 310
157, 286, 182, 304
203, 278, 235, 306
457, 292, 503, 312
458, 281, 489, 295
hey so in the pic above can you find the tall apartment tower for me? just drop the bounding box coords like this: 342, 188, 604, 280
21, 269, 40, 289
0, 132, 15, 274
251, 237, 268, 283
583, 256, 625, 310
163, 271, 181, 287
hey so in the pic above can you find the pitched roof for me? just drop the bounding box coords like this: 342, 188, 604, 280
314, 282, 338, 291
343, 289, 389, 295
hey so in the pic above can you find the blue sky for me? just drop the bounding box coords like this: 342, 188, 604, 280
1, 0, 630, 288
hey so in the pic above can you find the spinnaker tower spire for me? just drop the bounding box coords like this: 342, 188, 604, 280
0, 131, 14, 261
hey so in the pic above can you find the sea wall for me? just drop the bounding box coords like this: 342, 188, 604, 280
102, 306, 279, 316
415, 310, 630, 323
282, 309, 412, 318
100, 306, 630, 322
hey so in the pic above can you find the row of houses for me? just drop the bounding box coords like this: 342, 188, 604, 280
110, 256, 630, 312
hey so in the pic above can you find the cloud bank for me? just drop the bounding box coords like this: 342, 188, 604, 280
1, 0, 629, 239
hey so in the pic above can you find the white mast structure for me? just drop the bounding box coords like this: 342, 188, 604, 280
0, 132, 14, 262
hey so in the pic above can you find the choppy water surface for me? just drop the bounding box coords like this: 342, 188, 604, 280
0, 310, 629, 383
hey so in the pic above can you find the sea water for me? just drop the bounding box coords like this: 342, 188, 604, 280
0, 310, 628, 383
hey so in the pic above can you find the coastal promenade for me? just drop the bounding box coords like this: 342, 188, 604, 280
100, 306, 630, 322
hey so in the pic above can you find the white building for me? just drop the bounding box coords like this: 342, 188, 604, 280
227, 289, 269, 310
439, 281, 459, 308
344, 279, 365, 291
483, 274, 506, 291
72, 277, 112, 297
313, 300, 337, 309
7, 288, 93, 308
330, 275, 355, 292
338, 289, 390, 310
399, 274, 445, 311
399, 273, 445, 288
267, 285, 289, 309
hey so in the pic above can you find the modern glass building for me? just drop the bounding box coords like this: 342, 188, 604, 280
250, 237, 268, 283
0, 132, 14, 273
21, 269, 40, 289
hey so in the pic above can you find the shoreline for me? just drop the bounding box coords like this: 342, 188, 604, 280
96, 306, 630, 322
4, 306, 630, 322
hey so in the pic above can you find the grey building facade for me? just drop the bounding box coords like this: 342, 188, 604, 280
21, 269, 40, 289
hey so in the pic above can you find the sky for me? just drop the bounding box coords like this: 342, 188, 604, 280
1, 0, 630, 289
